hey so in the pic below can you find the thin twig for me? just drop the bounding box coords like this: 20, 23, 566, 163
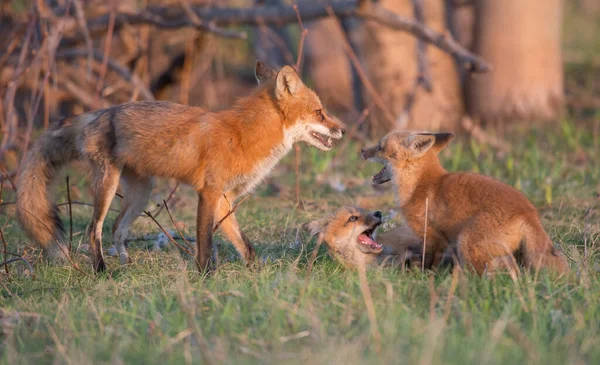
1, 10, 36, 157
96, 0, 116, 104
0, 256, 34, 274
1, 226, 8, 275
213, 193, 253, 233
292, 2, 309, 207
163, 199, 194, 251
55, 49, 154, 101
326, 6, 397, 127
66, 176, 73, 252
143, 210, 193, 256
72, 0, 94, 80
146, 182, 179, 217
181, 0, 246, 40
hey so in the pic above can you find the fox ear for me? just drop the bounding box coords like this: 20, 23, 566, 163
432, 132, 454, 153
255, 60, 277, 84
407, 133, 436, 158
276, 65, 302, 99
302, 217, 328, 238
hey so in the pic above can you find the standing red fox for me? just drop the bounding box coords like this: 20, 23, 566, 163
361, 131, 569, 275
17, 61, 345, 272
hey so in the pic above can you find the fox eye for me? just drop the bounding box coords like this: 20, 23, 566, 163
348, 216, 359, 222
315, 109, 324, 121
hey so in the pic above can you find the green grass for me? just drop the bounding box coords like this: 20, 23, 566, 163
0, 117, 599, 364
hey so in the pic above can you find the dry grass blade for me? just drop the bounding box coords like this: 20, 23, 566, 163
177, 277, 214, 365
358, 265, 382, 348
422, 198, 429, 271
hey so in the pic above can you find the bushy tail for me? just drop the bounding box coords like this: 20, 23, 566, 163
16, 121, 79, 261
522, 222, 569, 274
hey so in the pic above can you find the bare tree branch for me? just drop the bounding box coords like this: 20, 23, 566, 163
56, 49, 155, 101
59, 1, 489, 72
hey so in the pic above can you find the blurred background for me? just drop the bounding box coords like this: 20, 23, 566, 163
0, 0, 598, 176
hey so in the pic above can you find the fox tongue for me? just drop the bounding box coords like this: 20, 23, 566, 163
358, 233, 377, 247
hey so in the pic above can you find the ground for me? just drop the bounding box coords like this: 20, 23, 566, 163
0, 117, 599, 364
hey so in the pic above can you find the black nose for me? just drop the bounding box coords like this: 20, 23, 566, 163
361, 148, 365, 153
374, 211, 382, 219
341, 128, 346, 135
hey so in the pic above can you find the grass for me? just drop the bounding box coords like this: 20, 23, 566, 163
0, 117, 599, 364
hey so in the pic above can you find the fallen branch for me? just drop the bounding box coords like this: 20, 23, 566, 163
58, 1, 489, 72
0, 256, 34, 275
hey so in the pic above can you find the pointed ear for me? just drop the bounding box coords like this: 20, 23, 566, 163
276, 65, 302, 99
254, 60, 277, 84
432, 133, 454, 153
407, 133, 436, 158
302, 217, 329, 238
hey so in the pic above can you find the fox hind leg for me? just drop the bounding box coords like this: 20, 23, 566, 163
215, 193, 256, 265
112, 168, 153, 265
87, 162, 121, 272
457, 215, 521, 275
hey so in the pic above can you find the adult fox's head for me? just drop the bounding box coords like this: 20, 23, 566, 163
255, 61, 345, 151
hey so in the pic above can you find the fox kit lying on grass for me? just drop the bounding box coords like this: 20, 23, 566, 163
303, 207, 420, 269
361, 132, 569, 275
17, 61, 345, 272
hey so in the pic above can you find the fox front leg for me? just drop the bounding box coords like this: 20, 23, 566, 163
196, 188, 222, 272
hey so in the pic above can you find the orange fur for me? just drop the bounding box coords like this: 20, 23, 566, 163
303, 207, 420, 270
362, 132, 569, 275
16, 62, 345, 272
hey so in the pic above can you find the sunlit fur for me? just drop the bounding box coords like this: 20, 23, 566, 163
304, 207, 420, 270
362, 132, 569, 275
16, 62, 344, 272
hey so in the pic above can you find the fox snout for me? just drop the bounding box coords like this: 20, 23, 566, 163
361, 146, 377, 160
367, 211, 382, 227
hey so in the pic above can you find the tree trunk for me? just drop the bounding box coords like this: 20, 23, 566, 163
357, 0, 464, 136
304, 18, 354, 114
467, 0, 564, 126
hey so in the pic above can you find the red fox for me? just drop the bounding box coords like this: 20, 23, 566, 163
303, 207, 420, 269
361, 132, 569, 275
16, 61, 345, 272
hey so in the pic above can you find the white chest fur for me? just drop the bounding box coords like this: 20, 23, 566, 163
230, 124, 302, 196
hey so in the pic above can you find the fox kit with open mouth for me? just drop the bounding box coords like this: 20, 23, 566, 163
362, 132, 569, 275
17, 61, 345, 272
303, 207, 420, 269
